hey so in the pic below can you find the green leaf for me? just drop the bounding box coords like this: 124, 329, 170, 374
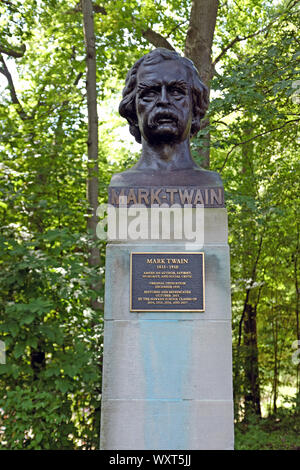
55, 378, 70, 394
13, 342, 26, 359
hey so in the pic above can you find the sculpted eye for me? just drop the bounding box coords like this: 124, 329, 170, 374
141, 89, 158, 100
169, 87, 186, 97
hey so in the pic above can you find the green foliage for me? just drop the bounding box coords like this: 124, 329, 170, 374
207, 0, 300, 420
0, 0, 106, 448
0, 229, 102, 449
235, 408, 300, 450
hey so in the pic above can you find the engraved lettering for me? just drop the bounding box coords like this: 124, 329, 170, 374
110, 188, 125, 205
151, 188, 162, 205
204, 188, 209, 205
179, 189, 194, 204
127, 188, 137, 204
138, 188, 149, 205
166, 258, 189, 264
193, 189, 204, 205
210, 188, 223, 205
165, 188, 178, 205
146, 258, 166, 264
110, 187, 224, 207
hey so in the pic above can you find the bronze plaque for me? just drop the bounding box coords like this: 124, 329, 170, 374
130, 252, 205, 312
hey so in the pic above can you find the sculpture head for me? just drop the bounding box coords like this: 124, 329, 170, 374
119, 48, 209, 144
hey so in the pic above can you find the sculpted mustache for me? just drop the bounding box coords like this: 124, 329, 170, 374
148, 109, 179, 128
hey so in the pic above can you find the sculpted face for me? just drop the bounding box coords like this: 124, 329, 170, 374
135, 60, 193, 144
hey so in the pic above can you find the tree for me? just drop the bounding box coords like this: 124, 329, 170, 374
82, 0, 102, 312
0, 0, 103, 448
211, 0, 299, 417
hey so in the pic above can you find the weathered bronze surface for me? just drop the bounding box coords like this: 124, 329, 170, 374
110, 48, 223, 193
130, 252, 205, 312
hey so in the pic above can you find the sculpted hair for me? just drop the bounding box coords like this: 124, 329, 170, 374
119, 48, 209, 143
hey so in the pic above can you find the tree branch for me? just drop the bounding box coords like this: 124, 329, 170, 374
213, 2, 299, 67
0, 53, 29, 120
0, 42, 26, 58
93, 4, 107, 14
219, 119, 300, 172
141, 28, 175, 51
0, 0, 19, 12
67, 2, 175, 51
66, 1, 107, 15
165, 20, 188, 39
212, 26, 270, 66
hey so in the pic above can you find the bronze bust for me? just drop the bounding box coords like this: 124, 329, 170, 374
110, 48, 223, 190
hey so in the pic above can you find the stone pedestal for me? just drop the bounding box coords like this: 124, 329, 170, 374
100, 208, 234, 450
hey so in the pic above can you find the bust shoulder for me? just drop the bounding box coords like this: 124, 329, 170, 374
109, 167, 223, 189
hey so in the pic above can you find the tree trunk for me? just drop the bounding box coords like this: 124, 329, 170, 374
184, 0, 218, 85
294, 222, 300, 406
272, 312, 278, 414
243, 302, 261, 417
236, 123, 262, 419
184, 0, 219, 169
82, 0, 102, 309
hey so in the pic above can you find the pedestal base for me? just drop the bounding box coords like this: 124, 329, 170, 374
100, 210, 234, 450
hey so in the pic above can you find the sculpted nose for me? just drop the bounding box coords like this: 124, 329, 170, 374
157, 85, 169, 105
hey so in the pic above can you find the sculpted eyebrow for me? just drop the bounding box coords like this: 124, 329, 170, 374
168, 80, 188, 90
137, 80, 188, 92
137, 81, 155, 91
